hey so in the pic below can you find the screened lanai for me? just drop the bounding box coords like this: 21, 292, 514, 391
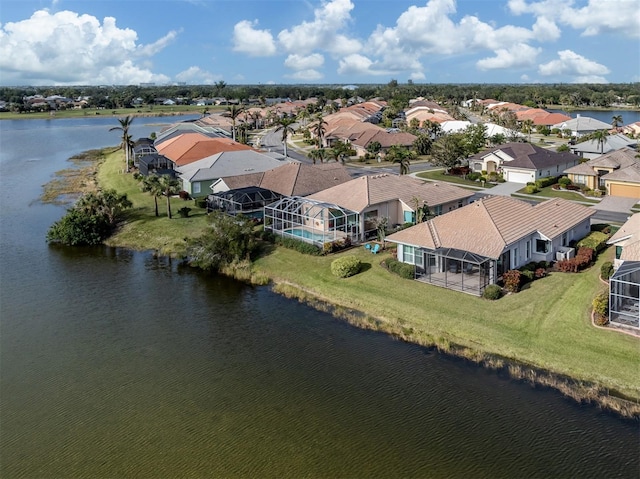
609, 261, 640, 329
414, 247, 495, 296
207, 187, 281, 219
264, 196, 360, 246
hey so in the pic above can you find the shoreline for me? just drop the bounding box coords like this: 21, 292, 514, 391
46, 147, 640, 420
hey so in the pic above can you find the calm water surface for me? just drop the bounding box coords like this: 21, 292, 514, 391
548, 109, 640, 125
1, 117, 638, 478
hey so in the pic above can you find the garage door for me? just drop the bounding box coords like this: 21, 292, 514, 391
506, 171, 533, 183
610, 183, 640, 199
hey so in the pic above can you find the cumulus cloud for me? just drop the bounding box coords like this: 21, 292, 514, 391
476, 44, 541, 70
232, 20, 277, 56
284, 53, 324, 71
286, 69, 324, 81
508, 0, 640, 38
337, 53, 391, 76
538, 49, 610, 78
0, 10, 174, 85
277, 0, 361, 55
175, 66, 222, 84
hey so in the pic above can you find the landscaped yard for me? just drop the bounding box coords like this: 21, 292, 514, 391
416, 168, 492, 188
515, 185, 600, 203
253, 245, 640, 401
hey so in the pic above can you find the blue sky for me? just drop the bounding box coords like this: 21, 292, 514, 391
1, 0, 638, 86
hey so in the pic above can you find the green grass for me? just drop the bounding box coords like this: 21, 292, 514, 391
0, 105, 216, 121
253, 245, 640, 400
98, 150, 210, 256
416, 169, 492, 188
516, 185, 600, 203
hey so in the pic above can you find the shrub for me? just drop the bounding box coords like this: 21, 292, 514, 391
179, 190, 190, 200
503, 270, 521, 293
467, 172, 481, 181
521, 262, 537, 272
577, 231, 609, 252
534, 268, 547, 279
592, 291, 609, 325
273, 235, 322, 255
523, 184, 539, 194
384, 258, 415, 279
601, 261, 614, 280
194, 198, 207, 209
519, 269, 535, 283
558, 176, 572, 187
535, 176, 557, 188
330, 255, 362, 278
483, 284, 502, 300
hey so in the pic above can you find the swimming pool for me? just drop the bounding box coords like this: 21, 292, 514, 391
283, 228, 326, 243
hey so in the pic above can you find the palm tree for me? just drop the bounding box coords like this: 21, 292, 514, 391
522, 119, 535, 143
386, 145, 415, 175
274, 117, 296, 157
308, 148, 327, 164
297, 109, 310, 128
612, 114, 623, 130
158, 175, 181, 219
140, 174, 163, 217
109, 115, 134, 172
592, 129, 609, 154
311, 113, 328, 148
226, 105, 244, 141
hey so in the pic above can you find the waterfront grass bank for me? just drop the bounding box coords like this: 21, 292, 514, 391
50, 148, 640, 416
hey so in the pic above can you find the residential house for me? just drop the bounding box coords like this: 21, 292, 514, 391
176, 150, 288, 198
552, 115, 611, 137
621, 121, 640, 138
264, 174, 475, 246
569, 133, 637, 160
386, 196, 595, 296
208, 162, 353, 217
606, 213, 640, 329
468, 142, 580, 183
564, 147, 640, 198
156, 133, 254, 167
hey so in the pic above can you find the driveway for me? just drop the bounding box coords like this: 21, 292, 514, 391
476, 181, 523, 197
591, 195, 637, 213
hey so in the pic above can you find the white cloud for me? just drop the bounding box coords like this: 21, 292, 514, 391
538, 50, 610, 78
477, 44, 541, 70
175, 66, 222, 84
531, 17, 560, 41
286, 69, 324, 81
337, 53, 391, 76
232, 20, 276, 56
573, 75, 609, 84
284, 53, 324, 71
409, 71, 426, 81
508, 0, 640, 38
0, 10, 174, 85
277, 0, 361, 55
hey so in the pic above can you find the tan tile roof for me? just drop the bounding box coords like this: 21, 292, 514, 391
603, 163, 640, 182
156, 134, 254, 166
386, 196, 595, 259
608, 213, 640, 244
306, 174, 474, 213
219, 162, 353, 197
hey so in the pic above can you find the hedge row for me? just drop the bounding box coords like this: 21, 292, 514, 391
384, 258, 415, 279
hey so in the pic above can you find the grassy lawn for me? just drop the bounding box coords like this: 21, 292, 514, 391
98, 150, 210, 256
515, 185, 600, 203
0, 105, 213, 121
253, 245, 640, 400
416, 169, 491, 188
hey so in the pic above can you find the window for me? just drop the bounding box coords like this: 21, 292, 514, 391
433, 205, 442, 216
573, 174, 586, 185
193, 182, 201, 194
404, 210, 414, 223
458, 200, 463, 208
513, 247, 518, 268
403, 245, 414, 264
562, 232, 567, 246
526, 240, 531, 259
616, 246, 622, 259
536, 239, 550, 253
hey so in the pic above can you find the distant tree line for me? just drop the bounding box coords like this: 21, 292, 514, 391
2, 82, 639, 111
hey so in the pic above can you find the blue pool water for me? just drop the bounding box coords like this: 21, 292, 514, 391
283, 228, 326, 242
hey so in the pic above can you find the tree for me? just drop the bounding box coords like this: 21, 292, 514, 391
109, 116, 134, 172
274, 117, 297, 157
412, 196, 431, 223
366, 141, 382, 156
308, 148, 327, 164
75, 189, 132, 227
225, 105, 244, 141
612, 114, 623, 130
310, 113, 328, 148
430, 133, 466, 173
412, 134, 432, 155
185, 211, 259, 272
592, 129, 609, 154
386, 145, 415, 175
158, 175, 181, 219
462, 123, 488, 155
521, 119, 535, 143
329, 141, 352, 164
139, 174, 163, 217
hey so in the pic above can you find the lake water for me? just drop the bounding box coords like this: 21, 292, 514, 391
548, 109, 640, 126
1, 116, 638, 478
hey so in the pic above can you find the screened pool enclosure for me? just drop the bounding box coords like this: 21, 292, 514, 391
264, 196, 360, 246
413, 247, 495, 296
609, 261, 640, 329
206, 187, 281, 219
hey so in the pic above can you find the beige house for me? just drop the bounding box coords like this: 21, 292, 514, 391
606, 214, 640, 329
264, 174, 474, 245
386, 196, 595, 296
564, 147, 640, 198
